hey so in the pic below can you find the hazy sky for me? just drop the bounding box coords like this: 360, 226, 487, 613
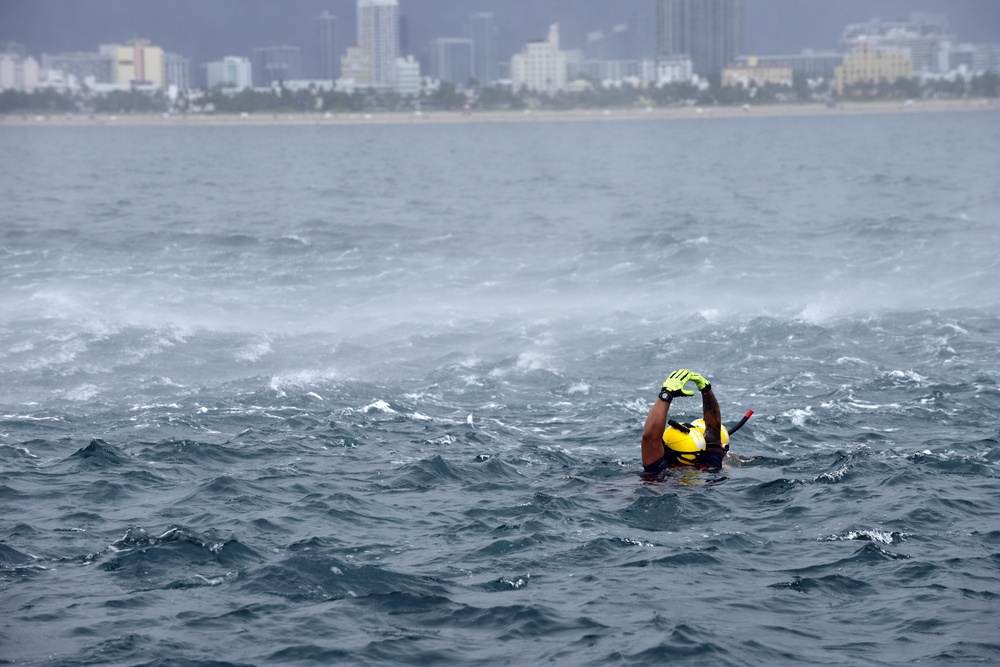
2, 0, 999, 64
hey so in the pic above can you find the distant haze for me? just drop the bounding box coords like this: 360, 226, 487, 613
2, 0, 999, 64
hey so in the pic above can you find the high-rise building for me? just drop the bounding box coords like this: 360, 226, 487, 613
584, 24, 637, 61
312, 11, 339, 80
655, 0, 743, 78
206, 57, 253, 90
429, 38, 473, 87
399, 15, 410, 56
357, 0, 399, 88
0, 51, 40, 91
511, 24, 567, 93
466, 12, 498, 84
952, 43, 1000, 73
609, 24, 632, 60
106, 40, 165, 86
252, 46, 301, 87
164, 53, 191, 90
42, 51, 116, 85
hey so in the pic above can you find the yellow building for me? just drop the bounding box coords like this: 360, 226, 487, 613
722, 56, 793, 88
111, 40, 165, 87
834, 39, 912, 95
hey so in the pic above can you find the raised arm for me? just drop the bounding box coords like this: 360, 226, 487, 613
642, 370, 698, 468
699, 382, 725, 471
685, 371, 725, 472
641, 393, 672, 467
701, 385, 722, 446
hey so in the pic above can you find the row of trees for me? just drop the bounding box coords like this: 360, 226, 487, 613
2, 72, 998, 115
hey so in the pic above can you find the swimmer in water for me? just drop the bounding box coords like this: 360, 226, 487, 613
641, 369, 725, 473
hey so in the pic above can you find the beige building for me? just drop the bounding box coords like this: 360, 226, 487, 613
722, 56, 793, 87
341, 45, 372, 87
835, 39, 913, 94
103, 40, 164, 86
511, 24, 567, 93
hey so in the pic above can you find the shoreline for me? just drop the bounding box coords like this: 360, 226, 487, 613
1, 98, 996, 127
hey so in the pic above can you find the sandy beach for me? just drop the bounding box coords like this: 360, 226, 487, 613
1, 98, 996, 127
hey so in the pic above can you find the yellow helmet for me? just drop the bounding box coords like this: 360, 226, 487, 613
662, 419, 730, 466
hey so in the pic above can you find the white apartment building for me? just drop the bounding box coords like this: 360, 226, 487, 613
647, 55, 695, 85
206, 57, 253, 90
0, 53, 40, 91
511, 24, 567, 93
357, 0, 399, 88
395, 56, 421, 96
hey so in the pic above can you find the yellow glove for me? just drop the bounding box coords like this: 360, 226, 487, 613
662, 369, 696, 398
688, 371, 711, 392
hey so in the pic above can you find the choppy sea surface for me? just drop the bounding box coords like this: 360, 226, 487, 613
2, 110, 1000, 666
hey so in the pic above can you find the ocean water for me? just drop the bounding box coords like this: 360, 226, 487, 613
2, 111, 999, 666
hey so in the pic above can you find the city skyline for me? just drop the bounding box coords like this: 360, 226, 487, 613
3, 0, 1000, 69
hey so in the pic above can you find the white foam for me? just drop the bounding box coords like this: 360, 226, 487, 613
61, 384, 102, 401
566, 382, 590, 396
361, 400, 395, 414
1, 414, 65, 422
884, 369, 928, 384
623, 398, 648, 414
515, 350, 551, 372
498, 575, 529, 589
844, 398, 903, 412
620, 538, 655, 547
234, 339, 272, 363
698, 308, 722, 322
823, 529, 903, 545
817, 465, 848, 482
268, 368, 338, 393
785, 406, 813, 427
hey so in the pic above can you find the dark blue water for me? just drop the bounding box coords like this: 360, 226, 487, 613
2, 112, 1000, 666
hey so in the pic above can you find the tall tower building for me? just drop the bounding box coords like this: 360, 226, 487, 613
252, 46, 301, 86
163, 52, 191, 90
357, 0, 399, 88
656, 0, 743, 78
312, 11, 339, 80
466, 12, 498, 84
429, 38, 474, 87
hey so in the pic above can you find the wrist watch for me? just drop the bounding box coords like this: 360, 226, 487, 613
658, 388, 672, 403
